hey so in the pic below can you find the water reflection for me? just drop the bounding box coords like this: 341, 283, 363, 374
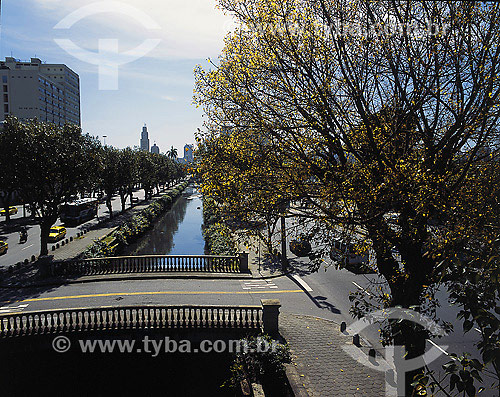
121, 186, 205, 256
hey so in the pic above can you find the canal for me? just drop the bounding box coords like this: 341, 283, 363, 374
121, 185, 206, 256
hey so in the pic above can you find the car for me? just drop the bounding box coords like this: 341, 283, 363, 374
330, 238, 368, 266
48, 226, 67, 243
0, 241, 8, 255
0, 206, 18, 216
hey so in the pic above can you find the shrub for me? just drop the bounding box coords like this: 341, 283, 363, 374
80, 182, 188, 258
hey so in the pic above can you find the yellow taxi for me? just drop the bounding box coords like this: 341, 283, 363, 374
0, 241, 8, 255
48, 226, 67, 243
0, 206, 18, 216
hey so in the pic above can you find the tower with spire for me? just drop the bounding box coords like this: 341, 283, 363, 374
140, 123, 150, 152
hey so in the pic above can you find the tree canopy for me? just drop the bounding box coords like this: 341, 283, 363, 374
195, 0, 500, 393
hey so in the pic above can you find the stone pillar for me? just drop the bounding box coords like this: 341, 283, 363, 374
261, 299, 281, 334
239, 252, 249, 273
37, 255, 54, 278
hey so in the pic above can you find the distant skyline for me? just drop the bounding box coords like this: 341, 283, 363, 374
1, 0, 233, 152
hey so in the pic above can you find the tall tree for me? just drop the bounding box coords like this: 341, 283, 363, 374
167, 146, 178, 160
11, 118, 99, 256
0, 117, 24, 222
116, 147, 137, 213
195, 0, 500, 393
99, 146, 121, 219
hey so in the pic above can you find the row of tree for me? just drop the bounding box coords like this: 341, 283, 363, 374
0, 117, 186, 256
194, 1, 500, 394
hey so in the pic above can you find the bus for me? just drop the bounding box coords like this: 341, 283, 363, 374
60, 198, 98, 225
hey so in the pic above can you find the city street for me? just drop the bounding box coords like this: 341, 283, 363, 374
1, 264, 495, 395
0, 189, 146, 267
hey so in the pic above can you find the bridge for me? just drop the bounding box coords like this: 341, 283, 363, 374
0, 300, 280, 337
37, 253, 249, 277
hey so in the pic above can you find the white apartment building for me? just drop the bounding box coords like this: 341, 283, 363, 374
0, 57, 81, 126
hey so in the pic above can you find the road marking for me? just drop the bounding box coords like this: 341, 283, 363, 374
352, 281, 372, 297
0, 304, 29, 314
242, 280, 279, 290
2, 290, 303, 306
21, 244, 34, 251
428, 339, 451, 357
292, 275, 313, 292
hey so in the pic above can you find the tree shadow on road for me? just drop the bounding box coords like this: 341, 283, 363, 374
0, 262, 63, 304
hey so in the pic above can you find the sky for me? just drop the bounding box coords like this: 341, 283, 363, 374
0, 0, 233, 153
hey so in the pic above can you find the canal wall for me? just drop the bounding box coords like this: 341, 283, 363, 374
80, 181, 189, 258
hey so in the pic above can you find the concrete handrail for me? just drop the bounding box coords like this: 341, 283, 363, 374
0, 301, 281, 337
38, 253, 250, 277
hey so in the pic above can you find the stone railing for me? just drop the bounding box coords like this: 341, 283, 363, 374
0, 300, 280, 338
38, 253, 249, 277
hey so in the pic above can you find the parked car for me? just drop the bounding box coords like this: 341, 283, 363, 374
330, 239, 368, 266
48, 226, 67, 243
0, 241, 8, 255
0, 206, 18, 216
290, 238, 312, 257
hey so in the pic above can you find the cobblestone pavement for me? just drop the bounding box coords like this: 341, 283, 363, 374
280, 313, 386, 396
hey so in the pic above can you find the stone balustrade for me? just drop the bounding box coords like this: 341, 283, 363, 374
38, 253, 250, 277
0, 300, 281, 338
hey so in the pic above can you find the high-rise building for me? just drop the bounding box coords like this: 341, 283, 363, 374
151, 143, 160, 154
0, 57, 81, 126
140, 124, 150, 151
183, 144, 194, 163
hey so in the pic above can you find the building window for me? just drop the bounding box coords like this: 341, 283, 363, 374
4, 104, 8, 113
3, 94, 8, 102
3, 85, 7, 93
2, 76, 7, 83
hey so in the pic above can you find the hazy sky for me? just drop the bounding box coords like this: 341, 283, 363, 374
1, 0, 233, 152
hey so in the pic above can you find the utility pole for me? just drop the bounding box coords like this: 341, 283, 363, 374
280, 215, 288, 270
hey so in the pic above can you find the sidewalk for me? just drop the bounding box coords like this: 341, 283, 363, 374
280, 313, 387, 396
235, 232, 287, 279
0, 184, 189, 287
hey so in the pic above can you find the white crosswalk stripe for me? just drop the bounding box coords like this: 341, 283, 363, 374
0, 304, 29, 314
242, 280, 279, 290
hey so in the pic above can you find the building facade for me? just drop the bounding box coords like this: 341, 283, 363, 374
0, 57, 80, 126
151, 143, 160, 154
140, 124, 150, 152
177, 144, 194, 164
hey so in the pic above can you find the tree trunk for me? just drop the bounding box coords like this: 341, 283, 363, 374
106, 197, 113, 219
129, 189, 133, 206
3, 203, 11, 223
40, 221, 52, 256
120, 191, 127, 213
2, 192, 13, 223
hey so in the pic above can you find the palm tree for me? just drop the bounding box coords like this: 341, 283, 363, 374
167, 146, 178, 160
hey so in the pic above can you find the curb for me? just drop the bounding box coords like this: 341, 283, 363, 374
284, 363, 310, 397
0, 271, 255, 288
0, 269, 292, 289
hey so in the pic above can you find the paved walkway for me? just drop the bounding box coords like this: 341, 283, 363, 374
280, 313, 387, 396
235, 232, 286, 279
0, 184, 188, 286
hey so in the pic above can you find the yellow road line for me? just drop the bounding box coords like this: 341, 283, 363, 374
4, 290, 303, 305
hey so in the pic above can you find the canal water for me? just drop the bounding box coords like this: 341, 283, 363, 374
121, 185, 206, 256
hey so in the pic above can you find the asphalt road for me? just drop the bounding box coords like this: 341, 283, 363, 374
0, 265, 496, 395
0, 189, 146, 267
0, 208, 496, 395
